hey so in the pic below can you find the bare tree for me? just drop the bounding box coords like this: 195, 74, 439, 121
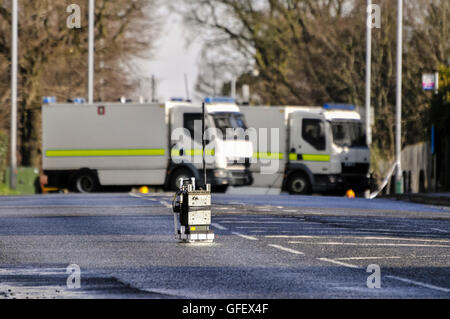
179, 0, 449, 163
0, 0, 160, 167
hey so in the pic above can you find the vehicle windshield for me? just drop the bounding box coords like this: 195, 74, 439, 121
211, 112, 248, 139
331, 120, 367, 147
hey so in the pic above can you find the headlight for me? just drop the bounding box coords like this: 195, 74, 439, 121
214, 170, 228, 177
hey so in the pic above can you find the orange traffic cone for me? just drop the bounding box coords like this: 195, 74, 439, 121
346, 189, 356, 198
139, 186, 149, 194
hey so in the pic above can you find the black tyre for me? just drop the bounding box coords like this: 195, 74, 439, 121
72, 171, 99, 193
212, 185, 229, 193
287, 172, 311, 195
170, 168, 194, 191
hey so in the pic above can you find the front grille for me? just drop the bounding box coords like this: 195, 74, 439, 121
341, 163, 370, 175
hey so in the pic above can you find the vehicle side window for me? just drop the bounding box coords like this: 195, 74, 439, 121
302, 119, 326, 151
183, 113, 203, 142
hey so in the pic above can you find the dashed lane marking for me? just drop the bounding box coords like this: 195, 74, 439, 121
431, 228, 448, 233
335, 255, 450, 261
266, 235, 450, 243
317, 258, 361, 269
231, 232, 258, 241
128, 192, 172, 208
211, 223, 228, 230
268, 244, 304, 255
288, 241, 450, 248
386, 275, 450, 293
219, 221, 301, 224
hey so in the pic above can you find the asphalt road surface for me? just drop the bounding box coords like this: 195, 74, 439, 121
0, 192, 449, 299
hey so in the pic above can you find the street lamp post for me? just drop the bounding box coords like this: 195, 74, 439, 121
365, 0, 372, 146
88, 0, 94, 104
10, 0, 18, 190
395, 0, 403, 194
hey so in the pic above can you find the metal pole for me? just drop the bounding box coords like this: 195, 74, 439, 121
184, 74, 190, 101
231, 79, 237, 100
202, 102, 207, 187
10, 0, 18, 189
395, 0, 403, 194
151, 75, 156, 102
365, 0, 372, 146
88, 0, 94, 104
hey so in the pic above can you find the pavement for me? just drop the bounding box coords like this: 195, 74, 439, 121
383, 192, 450, 208
0, 192, 449, 299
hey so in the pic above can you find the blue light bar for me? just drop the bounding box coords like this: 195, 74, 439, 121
170, 97, 185, 102
323, 103, 356, 111
72, 97, 86, 104
204, 97, 236, 104
43, 96, 56, 104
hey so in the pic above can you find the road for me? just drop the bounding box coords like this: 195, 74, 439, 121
0, 191, 449, 299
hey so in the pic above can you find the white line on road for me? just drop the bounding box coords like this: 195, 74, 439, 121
211, 223, 228, 230
335, 256, 403, 261
231, 232, 258, 241
289, 241, 450, 248
317, 258, 361, 269
236, 226, 279, 229
386, 275, 450, 293
268, 244, 304, 255
266, 235, 315, 239
335, 255, 450, 261
431, 228, 448, 233
266, 235, 450, 243
128, 192, 172, 208
220, 221, 300, 224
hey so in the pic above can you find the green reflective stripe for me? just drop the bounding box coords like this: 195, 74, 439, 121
171, 149, 215, 156
289, 153, 330, 162
302, 154, 330, 162
46, 149, 165, 157
253, 152, 284, 160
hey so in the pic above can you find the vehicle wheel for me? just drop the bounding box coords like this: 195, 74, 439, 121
287, 172, 311, 195
73, 171, 99, 193
212, 185, 229, 193
170, 168, 194, 191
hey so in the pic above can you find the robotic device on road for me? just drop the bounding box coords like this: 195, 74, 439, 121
172, 178, 214, 243
172, 101, 214, 243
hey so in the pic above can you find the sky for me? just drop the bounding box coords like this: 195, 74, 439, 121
141, 9, 204, 103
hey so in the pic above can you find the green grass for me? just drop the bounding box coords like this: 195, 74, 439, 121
3, 167, 40, 195
0, 183, 21, 196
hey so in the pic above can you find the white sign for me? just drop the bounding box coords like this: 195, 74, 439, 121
422, 73, 438, 91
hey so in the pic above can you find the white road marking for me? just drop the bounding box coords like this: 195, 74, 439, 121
220, 221, 300, 224
236, 226, 279, 229
231, 232, 258, 241
386, 275, 450, 293
268, 244, 304, 255
266, 235, 450, 243
317, 258, 361, 269
335, 256, 403, 261
128, 192, 172, 208
431, 228, 448, 233
128, 192, 141, 198
335, 255, 450, 261
266, 235, 316, 239
211, 223, 228, 230
289, 241, 450, 248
